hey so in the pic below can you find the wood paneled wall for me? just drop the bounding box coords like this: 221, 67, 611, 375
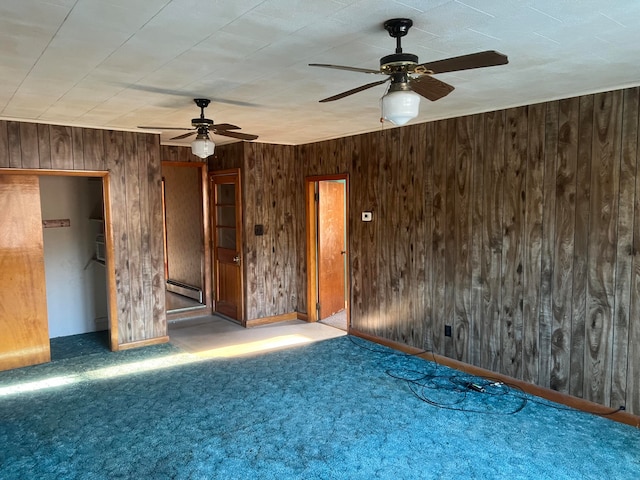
313, 88, 640, 414
227, 86, 640, 415
241, 143, 300, 320
0, 121, 166, 346
210, 142, 243, 171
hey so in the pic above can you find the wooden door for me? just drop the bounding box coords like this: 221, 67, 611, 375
210, 170, 243, 321
318, 181, 346, 319
0, 175, 50, 371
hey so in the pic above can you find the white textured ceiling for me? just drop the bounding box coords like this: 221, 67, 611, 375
1, 0, 639, 147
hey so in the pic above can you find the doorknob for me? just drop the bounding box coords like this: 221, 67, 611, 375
233, 255, 240, 264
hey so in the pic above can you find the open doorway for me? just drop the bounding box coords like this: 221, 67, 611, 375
305, 175, 349, 331
39, 175, 111, 358
161, 161, 211, 320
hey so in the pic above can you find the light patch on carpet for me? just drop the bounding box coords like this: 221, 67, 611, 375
0, 375, 78, 396
0, 334, 316, 397
194, 334, 313, 358
86, 353, 195, 379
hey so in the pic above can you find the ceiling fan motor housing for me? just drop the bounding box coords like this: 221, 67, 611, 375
380, 53, 419, 74
381, 18, 418, 74
193, 98, 213, 127
192, 117, 213, 127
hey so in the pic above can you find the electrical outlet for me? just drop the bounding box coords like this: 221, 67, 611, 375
444, 325, 452, 337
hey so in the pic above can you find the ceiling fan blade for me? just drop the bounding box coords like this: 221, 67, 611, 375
417, 50, 508, 75
138, 126, 194, 131
215, 130, 258, 141
319, 78, 390, 103
212, 123, 241, 131
309, 63, 382, 75
408, 75, 455, 102
170, 131, 198, 140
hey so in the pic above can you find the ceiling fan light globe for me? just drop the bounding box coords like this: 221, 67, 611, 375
191, 137, 215, 158
382, 89, 420, 126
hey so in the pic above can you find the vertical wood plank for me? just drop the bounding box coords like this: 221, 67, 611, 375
37, 124, 51, 169
454, 115, 473, 363
422, 123, 435, 351
349, 139, 365, 330
7, 121, 22, 168
610, 87, 638, 408
274, 144, 297, 315
406, 124, 428, 349
501, 106, 527, 379
294, 144, 306, 315
358, 132, 382, 332
586, 90, 622, 405
432, 119, 448, 355
72, 127, 84, 170
19, 123, 40, 169
124, 132, 144, 341
83, 129, 105, 171
50, 125, 73, 170
470, 114, 485, 365
0, 121, 9, 168
265, 145, 283, 317
243, 143, 264, 320
539, 101, 559, 388
139, 137, 152, 336
402, 128, 417, 346
444, 118, 456, 358
145, 134, 165, 338
570, 95, 594, 397
481, 110, 505, 372
104, 130, 131, 344
523, 102, 545, 385
551, 97, 579, 393
381, 128, 402, 340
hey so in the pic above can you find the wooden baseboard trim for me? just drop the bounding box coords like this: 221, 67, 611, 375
350, 329, 640, 429
118, 336, 170, 351
166, 306, 210, 323
245, 312, 298, 328
297, 312, 308, 321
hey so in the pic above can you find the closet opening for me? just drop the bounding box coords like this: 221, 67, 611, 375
40, 175, 111, 359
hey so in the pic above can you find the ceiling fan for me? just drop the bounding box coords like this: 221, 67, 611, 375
309, 18, 508, 125
138, 98, 258, 158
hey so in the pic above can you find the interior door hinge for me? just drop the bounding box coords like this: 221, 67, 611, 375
316, 303, 320, 311
314, 192, 319, 202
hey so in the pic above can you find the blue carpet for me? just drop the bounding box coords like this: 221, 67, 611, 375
0, 334, 638, 479
50, 331, 110, 361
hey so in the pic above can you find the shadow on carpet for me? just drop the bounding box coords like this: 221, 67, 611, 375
50, 331, 111, 361
0, 334, 638, 479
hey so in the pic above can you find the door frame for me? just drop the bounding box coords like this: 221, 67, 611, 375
210, 168, 244, 324
0, 168, 119, 350
305, 174, 349, 326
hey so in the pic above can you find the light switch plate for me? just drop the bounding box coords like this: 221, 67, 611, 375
362, 211, 373, 222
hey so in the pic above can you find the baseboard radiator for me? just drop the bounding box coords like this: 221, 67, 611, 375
166, 280, 203, 302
